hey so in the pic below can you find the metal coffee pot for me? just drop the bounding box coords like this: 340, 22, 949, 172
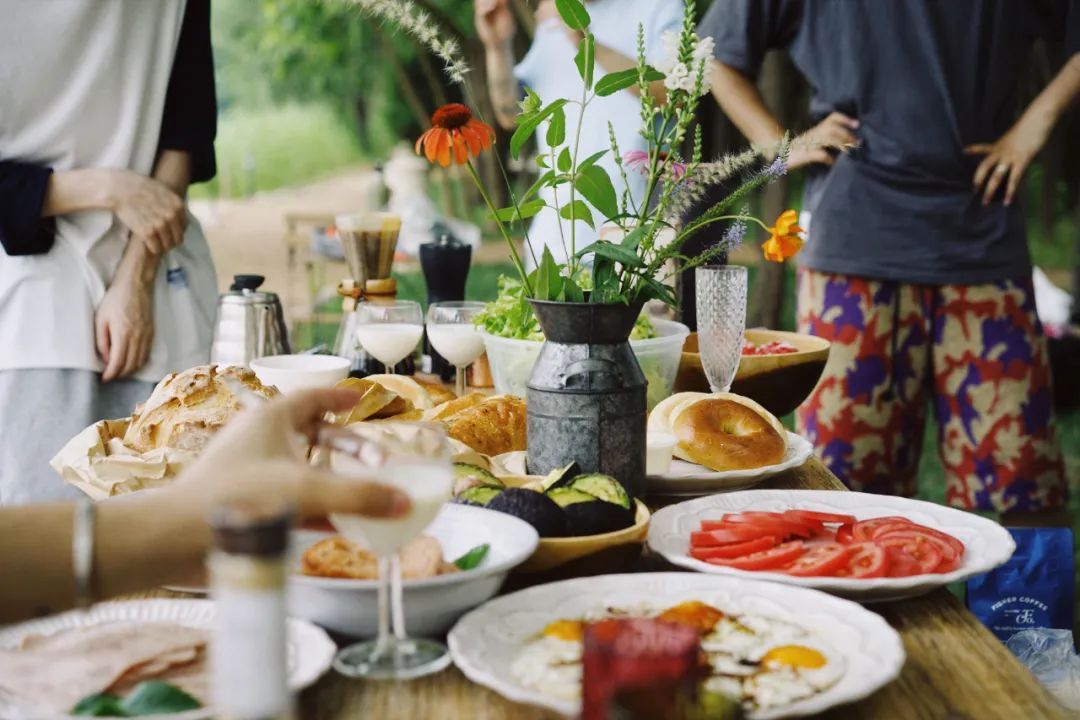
210, 274, 291, 366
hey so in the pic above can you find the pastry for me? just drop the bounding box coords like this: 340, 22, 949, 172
415, 378, 457, 406
331, 377, 398, 424
667, 393, 786, 471
122, 365, 277, 453
444, 395, 527, 456
421, 392, 487, 422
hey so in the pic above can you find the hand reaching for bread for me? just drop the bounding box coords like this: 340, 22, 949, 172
649, 392, 787, 472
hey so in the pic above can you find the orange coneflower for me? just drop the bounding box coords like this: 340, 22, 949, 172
761, 209, 804, 262
415, 103, 495, 168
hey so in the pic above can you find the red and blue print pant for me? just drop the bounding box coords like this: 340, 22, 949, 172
796, 269, 1066, 512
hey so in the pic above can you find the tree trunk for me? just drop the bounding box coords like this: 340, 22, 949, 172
375, 32, 430, 130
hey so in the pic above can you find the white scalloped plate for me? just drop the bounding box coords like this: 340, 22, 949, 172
0, 599, 335, 720
448, 572, 904, 719
646, 432, 814, 495
648, 490, 1016, 602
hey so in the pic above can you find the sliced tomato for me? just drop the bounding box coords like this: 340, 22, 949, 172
705, 541, 805, 570
689, 536, 778, 561
720, 512, 788, 523
782, 542, 851, 577
878, 535, 944, 574
877, 525, 965, 558
783, 510, 856, 526
875, 529, 959, 563
691, 525, 784, 547
835, 524, 854, 544
841, 543, 888, 578
703, 519, 811, 539
851, 516, 915, 542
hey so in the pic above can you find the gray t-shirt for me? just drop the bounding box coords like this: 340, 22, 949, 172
701, 0, 1080, 285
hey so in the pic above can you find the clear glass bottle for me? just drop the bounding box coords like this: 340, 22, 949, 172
208, 500, 294, 720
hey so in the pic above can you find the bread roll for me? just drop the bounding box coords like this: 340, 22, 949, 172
648, 392, 708, 435
332, 377, 398, 424
444, 395, 527, 456
421, 393, 487, 422
123, 365, 277, 453
415, 378, 457, 406
669, 394, 786, 471
364, 375, 434, 410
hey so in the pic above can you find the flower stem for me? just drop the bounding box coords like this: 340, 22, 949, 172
465, 159, 533, 295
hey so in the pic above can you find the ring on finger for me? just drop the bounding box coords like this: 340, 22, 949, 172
994, 162, 1010, 175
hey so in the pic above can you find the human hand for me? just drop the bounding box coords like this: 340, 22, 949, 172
788, 112, 860, 170
95, 271, 154, 382
170, 388, 411, 522
475, 0, 515, 48
964, 115, 1052, 206
104, 168, 186, 254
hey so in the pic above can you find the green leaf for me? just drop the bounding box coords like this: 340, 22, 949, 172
557, 147, 572, 172
574, 33, 595, 90
560, 201, 595, 229
641, 66, 665, 83
576, 240, 644, 267
639, 276, 677, 306
73, 694, 127, 717
546, 106, 566, 147
595, 68, 639, 96
511, 99, 568, 159
522, 170, 556, 201
554, 0, 590, 31
491, 198, 546, 223
575, 165, 619, 220
537, 154, 549, 168
619, 225, 646, 251
453, 543, 491, 571
533, 246, 564, 300
563, 274, 585, 302
591, 258, 620, 301
519, 86, 542, 116
121, 681, 201, 715
577, 150, 607, 173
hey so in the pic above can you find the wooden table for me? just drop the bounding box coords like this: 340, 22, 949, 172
150, 458, 1066, 719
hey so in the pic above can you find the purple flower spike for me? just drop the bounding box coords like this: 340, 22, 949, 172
721, 220, 747, 250
764, 155, 788, 178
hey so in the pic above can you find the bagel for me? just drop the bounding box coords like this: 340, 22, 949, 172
648, 392, 709, 435
669, 393, 786, 471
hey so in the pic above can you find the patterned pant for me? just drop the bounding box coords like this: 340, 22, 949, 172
796, 269, 1066, 512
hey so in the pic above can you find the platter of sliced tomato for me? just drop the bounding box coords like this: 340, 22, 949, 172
648, 490, 1017, 601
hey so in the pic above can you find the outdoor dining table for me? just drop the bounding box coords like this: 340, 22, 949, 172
142, 456, 1067, 719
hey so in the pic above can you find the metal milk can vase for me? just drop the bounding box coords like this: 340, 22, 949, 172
526, 300, 647, 498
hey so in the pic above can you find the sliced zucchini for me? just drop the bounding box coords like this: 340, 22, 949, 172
568, 474, 631, 509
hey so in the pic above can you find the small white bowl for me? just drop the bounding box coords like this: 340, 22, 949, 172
250, 354, 350, 394
646, 433, 676, 476
288, 504, 539, 637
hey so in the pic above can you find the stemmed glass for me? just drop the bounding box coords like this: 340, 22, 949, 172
426, 301, 487, 397
353, 300, 424, 374
321, 423, 455, 679
695, 266, 748, 392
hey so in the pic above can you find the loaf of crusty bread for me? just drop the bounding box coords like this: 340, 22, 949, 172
122, 365, 277, 453
444, 395, 527, 456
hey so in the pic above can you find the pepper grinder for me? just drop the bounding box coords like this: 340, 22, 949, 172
420, 231, 472, 381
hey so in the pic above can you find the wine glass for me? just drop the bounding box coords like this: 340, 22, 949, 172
321, 423, 455, 680
695, 266, 748, 392
426, 301, 487, 397
353, 300, 424, 374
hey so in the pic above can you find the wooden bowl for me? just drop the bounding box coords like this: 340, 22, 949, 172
675, 329, 831, 417
515, 500, 651, 573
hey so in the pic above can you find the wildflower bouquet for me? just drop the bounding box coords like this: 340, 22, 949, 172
364, 0, 802, 307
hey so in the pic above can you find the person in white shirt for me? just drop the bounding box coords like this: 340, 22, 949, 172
475, 0, 684, 267
0, 0, 218, 504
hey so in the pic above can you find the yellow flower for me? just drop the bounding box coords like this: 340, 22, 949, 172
761, 209, 804, 262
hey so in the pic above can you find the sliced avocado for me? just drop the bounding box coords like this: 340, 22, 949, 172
563, 499, 636, 536
487, 488, 569, 538
546, 487, 599, 508
568, 474, 631, 509
452, 463, 503, 496
541, 461, 582, 491
454, 484, 503, 507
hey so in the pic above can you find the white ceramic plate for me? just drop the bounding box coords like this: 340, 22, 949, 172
448, 572, 904, 719
289, 504, 539, 637
646, 432, 814, 495
648, 490, 1016, 602
0, 599, 335, 720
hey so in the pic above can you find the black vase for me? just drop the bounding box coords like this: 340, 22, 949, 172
525, 300, 647, 498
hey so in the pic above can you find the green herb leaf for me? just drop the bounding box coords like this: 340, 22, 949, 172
577, 150, 608, 173
534, 246, 564, 300
490, 198, 546, 223
591, 258, 620, 301
557, 147, 572, 172
73, 693, 127, 717
562, 274, 585, 303
511, 99, 568, 159
576, 240, 644, 267
560, 201, 595, 229
554, 0, 591, 31
595, 68, 639, 97
574, 33, 595, 90
121, 681, 201, 716
546, 106, 566, 147
537, 154, 549, 168
619, 225, 646, 252
522, 170, 556, 201
641, 66, 665, 83
575, 165, 619, 220
518, 86, 542, 116
453, 543, 491, 571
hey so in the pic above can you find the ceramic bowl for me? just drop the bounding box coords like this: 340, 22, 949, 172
250, 354, 350, 394
288, 504, 539, 637
675, 329, 831, 416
